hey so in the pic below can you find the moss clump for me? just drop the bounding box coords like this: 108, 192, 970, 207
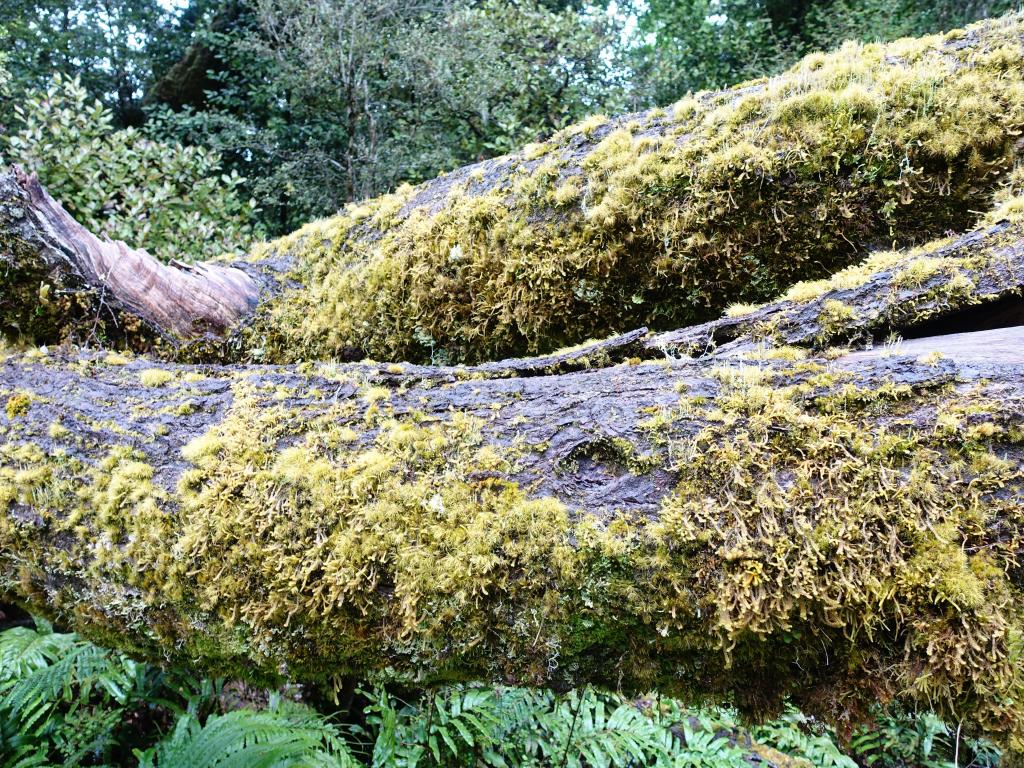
986, 161, 1024, 223
164, 385, 580, 680
1, 355, 1023, 743
816, 299, 858, 340
138, 368, 174, 388
651, 364, 1024, 739
245, 12, 1024, 365
5, 392, 31, 419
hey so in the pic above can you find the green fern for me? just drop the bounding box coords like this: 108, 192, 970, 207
752, 707, 857, 768
646, 704, 750, 768
0, 713, 49, 768
366, 685, 500, 766
138, 695, 360, 768
0, 621, 216, 767
1, 641, 133, 729
525, 688, 666, 768
848, 707, 1000, 768
0, 624, 78, 683
364, 684, 717, 768
0, 622, 998, 768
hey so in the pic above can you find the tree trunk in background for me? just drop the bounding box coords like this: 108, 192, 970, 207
4, 11, 1024, 365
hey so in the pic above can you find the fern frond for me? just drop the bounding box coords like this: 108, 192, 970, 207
145, 701, 359, 768
0, 639, 135, 733
0, 626, 77, 684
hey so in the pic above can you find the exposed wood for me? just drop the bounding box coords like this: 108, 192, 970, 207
0, 167, 260, 350
843, 325, 1024, 364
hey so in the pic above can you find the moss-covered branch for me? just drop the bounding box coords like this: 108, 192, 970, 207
3, 7, 1024, 750
5, 12, 1024, 363
647, 217, 1024, 356
1, 324, 1023, 742
240, 10, 1024, 365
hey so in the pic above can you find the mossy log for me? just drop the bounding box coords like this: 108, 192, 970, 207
3, 9, 1024, 750
2, 310, 1024, 743
4, 11, 1024, 364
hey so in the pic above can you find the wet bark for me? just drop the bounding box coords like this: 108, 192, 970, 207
1, 321, 1023, 739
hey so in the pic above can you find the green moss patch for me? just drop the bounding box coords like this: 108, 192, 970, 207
1, 355, 1023, 744
246, 12, 1024, 365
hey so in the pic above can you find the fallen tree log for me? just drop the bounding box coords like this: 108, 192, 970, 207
4, 11, 1024, 364
2, 8, 1024, 751
2, 316, 1023, 741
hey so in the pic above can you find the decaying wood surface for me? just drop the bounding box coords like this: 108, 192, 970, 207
0, 168, 259, 348
2, 99, 1024, 744
1, 306, 1023, 740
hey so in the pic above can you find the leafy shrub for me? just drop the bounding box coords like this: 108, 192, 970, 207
1, 74, 260, 263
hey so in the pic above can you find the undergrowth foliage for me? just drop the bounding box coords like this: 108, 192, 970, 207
0, 620, 1000, 767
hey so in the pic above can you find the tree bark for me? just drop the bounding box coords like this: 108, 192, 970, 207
0, 168, 260, 354
2, 312, 1023, 741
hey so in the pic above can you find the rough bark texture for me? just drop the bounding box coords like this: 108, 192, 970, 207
1, 315, 1023, 742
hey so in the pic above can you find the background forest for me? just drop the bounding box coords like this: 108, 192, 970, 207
0, 0, 1020, 765
1, 0, 1018, 248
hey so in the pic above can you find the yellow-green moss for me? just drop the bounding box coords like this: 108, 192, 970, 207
817, 299, 858, 340
138, 368, 174, 388
725, 302, 763, 318
651, 364, 1024, 736
245, 12, 1024, 366
2, 356, 1023, 741
576, 113, 609, 137
5, 392, 31, 419
162, 383, 581, 676
987, 162, 1024, 223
